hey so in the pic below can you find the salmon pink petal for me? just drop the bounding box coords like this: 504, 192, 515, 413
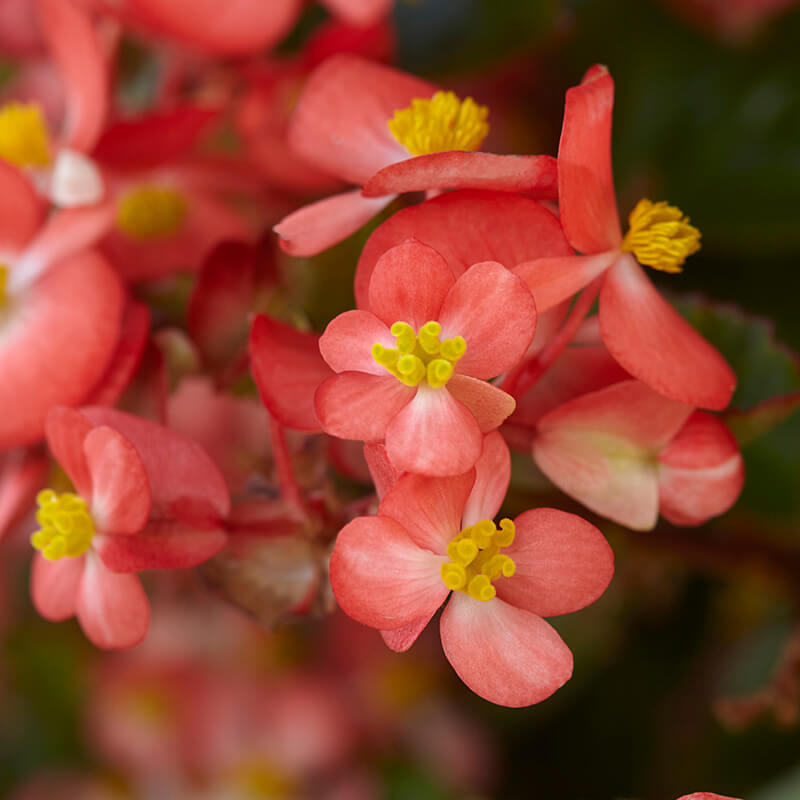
600, 254, 736, 410
379, 471, 474, 554
658, 412, 744, 526
45, 406, 93, 497
80, 407, 230, 521
320, 0, 393, 27
31, 552, 83, 621
496, 509, 614, 617
446, 375, 516, 433
288, 54, 433, 184
368, 240, 454, 329
36, 0, 108, 151
513, 251, 618, 314
462, 431, 510, 527
93, 107, 221, 169
319, 310, 393, 374
363, 442, 399, 499
440, 593, 573, 707
381, 615, 433, 652
316, 372, 415, 442
250, 315, 334, 432
130, 0, 301, 55
84, 426, 150, 536
0, 161, 45, 253
75, 551, 149, 649
95, 520, 227, 572
329, 515, 448, 630
362, 152, 558, 199
676, 794, 741, 800
355, 189, 571, 309
0, 448, 47, 537
0, 251, 124, 448
385, 384, 483, 477
558, 65, 622, 254
439, 261, 536, 379
274, 190, 394, 258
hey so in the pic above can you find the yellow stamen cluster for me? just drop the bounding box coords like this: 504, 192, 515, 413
30, 490, 95, 561
117, 185, 188, 240
0, 264, 8, 308
372, 320, 466, 388
620, 198, 701, 274
441, 518, 516, 602
0, 102, 52, 168
388, 90, 489, 156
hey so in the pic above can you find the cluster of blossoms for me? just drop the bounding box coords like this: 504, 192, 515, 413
0, 0, 746, 750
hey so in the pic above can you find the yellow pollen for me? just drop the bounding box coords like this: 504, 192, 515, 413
117, 185, 188, 240
30, 489, 95, 561
388, 90, 489, 156
441, 518, 516, 602
620, 198, 701, 274
0, 102, 52, 168
0, 265, 7, 307
372, 320, 466, 388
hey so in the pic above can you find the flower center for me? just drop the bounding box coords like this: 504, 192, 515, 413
117, 185, 188, 240
0, 102, 52, 168
372, 320, 466, 388
441, 518, 516, 602
30, 489, 95, 561
620, 198, 701, 274
388, 91, 489, 156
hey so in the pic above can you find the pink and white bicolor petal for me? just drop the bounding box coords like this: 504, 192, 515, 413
461, 431, 511, 527
446, 375, 516, 433
330, 515, 449, 631
31, 551, 84, 621
440, 592, 573, 707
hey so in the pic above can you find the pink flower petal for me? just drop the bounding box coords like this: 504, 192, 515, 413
362, 152, 558, 199
513, 251, 618, 314
0, 448, 47, 538
48, 148, 104, 207
315, 372, 416, 442
439, 261, 536, 379
320, 0, 393, 27
495, 508, 614, 617
319, 309, 393, 375
75, 551, 150, 649
130, 0, 301, 55
355, 189, 571, 309
84, 426, 150, 536
558, 65, 622, 254
363, 442, 399, 500
446, 375, 516, 433
367, 240, 454, 329
675, 794, 742, 800
0, 160, 45, 253
379, 471, 474, 554
94, 520, 227, 572
385, 384, 483, 477
0, 251, 124, 448
31, 551, 84, 621
462, 431, 510, 527
274, 189, 394, 257
658, 412, 744, 526
329, 515, 448, 630
45, 406, 93, 498
600, 254, 736, 410
440, 593, 573, 707
288, 54, 432, 184
36, 0, 108, 151
250, 314, 334, 432
381, 616, 432, 653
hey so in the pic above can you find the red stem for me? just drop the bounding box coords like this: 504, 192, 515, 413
266, 412, 307, 518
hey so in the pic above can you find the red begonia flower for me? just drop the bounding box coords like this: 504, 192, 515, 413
330, 432, 614, 706
30, 406, 230, 649
316, 240, 532, 475
532, 379, 744, 530
274, 56, 557, 256
515, 65, 735, 410
675, 794, 743, 800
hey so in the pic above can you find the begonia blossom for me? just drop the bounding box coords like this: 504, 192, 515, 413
330, 432, 614, 706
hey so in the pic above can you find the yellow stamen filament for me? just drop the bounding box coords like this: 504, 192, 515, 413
441, 518, 516, 602
30, 489, 95, 561
388, 90, 489, 156
372, 320, 466, 388
620, 198, 701, 274
117, 185, 188, 240
0, 102, 52, 168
